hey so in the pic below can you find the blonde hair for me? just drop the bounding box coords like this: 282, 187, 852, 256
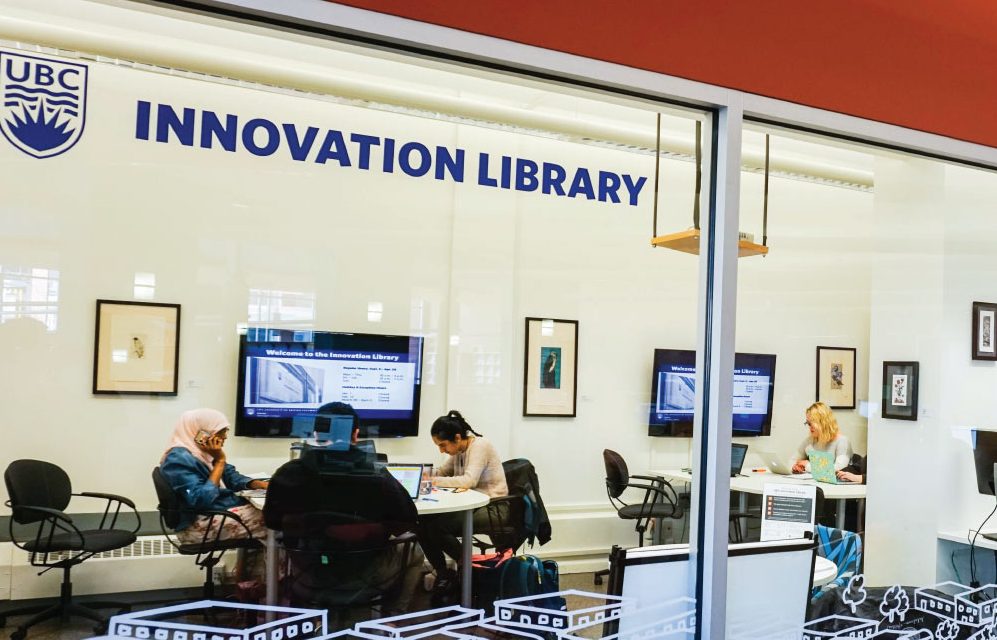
805, 402, 840, 445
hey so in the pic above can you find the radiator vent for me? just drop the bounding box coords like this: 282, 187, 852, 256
24, 536, 181, 564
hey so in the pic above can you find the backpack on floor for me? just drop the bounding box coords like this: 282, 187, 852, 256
497, 554, 566, 611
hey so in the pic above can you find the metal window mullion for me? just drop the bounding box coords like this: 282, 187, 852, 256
691, 101, 742, 640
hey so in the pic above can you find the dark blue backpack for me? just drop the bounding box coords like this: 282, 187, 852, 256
498, 555, 565, 611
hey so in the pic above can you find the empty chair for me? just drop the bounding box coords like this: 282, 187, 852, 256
1, 460, 139, 639
595, 449, 683, 585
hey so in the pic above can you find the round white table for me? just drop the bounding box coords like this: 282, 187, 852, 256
250, 487, 490, 608
813, 555, 838, 587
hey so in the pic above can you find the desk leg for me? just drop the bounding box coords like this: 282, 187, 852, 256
266, 528, 277, 608
461, 510, 473, 608
835, 499, 846, 530
739, 492, 748, 540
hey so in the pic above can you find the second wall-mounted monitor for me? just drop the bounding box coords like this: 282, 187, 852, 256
648, 348, 776, 437
235, 328, 424, 438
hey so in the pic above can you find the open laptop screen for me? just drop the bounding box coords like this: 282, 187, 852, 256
386, 464, 423, 499
731, 444, 748, 476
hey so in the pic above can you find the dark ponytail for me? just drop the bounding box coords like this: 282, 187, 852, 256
431, 410, 483, 442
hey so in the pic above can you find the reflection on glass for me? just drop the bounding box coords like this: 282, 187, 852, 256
0, 265, 59, 331
367, 301, 383, 323
247, 288, 316, 327
133, 272, 156, 300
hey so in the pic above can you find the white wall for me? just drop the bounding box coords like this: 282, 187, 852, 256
0, 1, 875, 577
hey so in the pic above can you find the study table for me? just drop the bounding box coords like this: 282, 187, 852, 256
649, 469, 867, 532
248, 488, 490, 608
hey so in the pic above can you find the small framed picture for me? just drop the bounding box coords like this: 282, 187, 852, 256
523, 317, 578, 417
93, 299, 181, 395
882, 361, 919, 420
816, 346, 857, 409
972, 301, 997, 360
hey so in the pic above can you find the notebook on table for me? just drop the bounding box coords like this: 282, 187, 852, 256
809, 450, 854, 484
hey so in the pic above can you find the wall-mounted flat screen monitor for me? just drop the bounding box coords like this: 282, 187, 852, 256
648, 349, 776, 437
973, 429, 997, 495
235, 327, 424, 438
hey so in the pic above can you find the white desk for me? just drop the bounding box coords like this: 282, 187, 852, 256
650, 469, 867, 532
813, 555, 838, 587
248, 488, 489, 608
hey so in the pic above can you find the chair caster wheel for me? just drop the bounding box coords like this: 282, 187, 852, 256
11, 630, 26, 640
94, 623, 108, 635
593, 575, 603, 586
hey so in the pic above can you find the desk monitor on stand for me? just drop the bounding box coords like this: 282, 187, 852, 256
972, 429, 997, 542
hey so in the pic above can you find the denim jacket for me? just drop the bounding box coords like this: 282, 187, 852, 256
160, 447, 253, 531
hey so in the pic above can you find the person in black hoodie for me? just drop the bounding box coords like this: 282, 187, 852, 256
264, 403, 423, 613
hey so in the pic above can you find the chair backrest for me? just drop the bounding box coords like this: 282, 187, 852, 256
5, 459, 72, 524
264, 460, 417, 536
151, 467, 182, 530
603, 449, 630, 499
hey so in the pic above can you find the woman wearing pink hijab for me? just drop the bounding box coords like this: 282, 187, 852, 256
159, 408, 268, 545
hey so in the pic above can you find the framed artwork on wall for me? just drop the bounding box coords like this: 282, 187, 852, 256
815, 346, 857, 410
882, 361, 919, 420
972, 301, 997, 360
523, 317, 578, 417
93, 299, 181, 395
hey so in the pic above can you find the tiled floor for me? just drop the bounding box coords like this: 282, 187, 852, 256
0, 572, 609, 639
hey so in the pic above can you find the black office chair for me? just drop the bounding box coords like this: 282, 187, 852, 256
152, 467, 263, 599
1, 460, 139, 639
263, 465, 419, 621
594, 449, 683, 585
473, 458, 547, 555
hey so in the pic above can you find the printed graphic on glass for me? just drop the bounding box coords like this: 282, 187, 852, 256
249, 358, 324, 404
540, 346, 561, 389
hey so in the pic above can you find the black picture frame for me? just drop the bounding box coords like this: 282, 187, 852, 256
972, 301, 997, 360
93, 299, 181, 395
523, 317, 579, 417
882, 361, 918, 421
815, 346, 857, 410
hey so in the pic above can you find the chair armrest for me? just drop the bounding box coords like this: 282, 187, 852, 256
631, 474, 665, 483
10, 504, 73, 524
73, 491, 140, 533
75, 492, 137, 509
388, 531, 418, 546
625, 481, 669, 494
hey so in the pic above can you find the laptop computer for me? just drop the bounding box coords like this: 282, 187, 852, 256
386, 463, 424, 499
809, 450, 854, 484
730, 443, 748, 477
758, 451, 812, 479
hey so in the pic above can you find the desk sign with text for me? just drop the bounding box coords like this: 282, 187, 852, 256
760, 483, 817, 542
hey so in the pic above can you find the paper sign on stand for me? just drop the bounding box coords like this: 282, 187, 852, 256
760, 483, 817, 542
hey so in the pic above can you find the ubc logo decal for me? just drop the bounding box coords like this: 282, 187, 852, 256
0, 51, 88, 159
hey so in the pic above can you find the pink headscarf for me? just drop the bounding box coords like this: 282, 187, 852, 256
162, 408, 230, 466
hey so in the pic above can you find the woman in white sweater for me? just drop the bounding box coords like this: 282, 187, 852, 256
792, 401, 852, 473
421, 410, 508, 602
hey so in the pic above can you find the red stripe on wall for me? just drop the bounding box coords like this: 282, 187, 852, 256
329, 0, 997, 149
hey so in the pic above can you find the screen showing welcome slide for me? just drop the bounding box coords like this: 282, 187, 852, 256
648, 349, 776, 436
235, 329, 424, 437
243, 345, 418, 420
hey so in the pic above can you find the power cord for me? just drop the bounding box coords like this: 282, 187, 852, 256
969, 503, 997, 588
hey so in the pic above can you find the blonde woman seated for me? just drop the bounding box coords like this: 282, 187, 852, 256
791, 402, 852, 474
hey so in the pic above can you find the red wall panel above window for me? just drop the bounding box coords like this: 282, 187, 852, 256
330, 0, 997, 149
